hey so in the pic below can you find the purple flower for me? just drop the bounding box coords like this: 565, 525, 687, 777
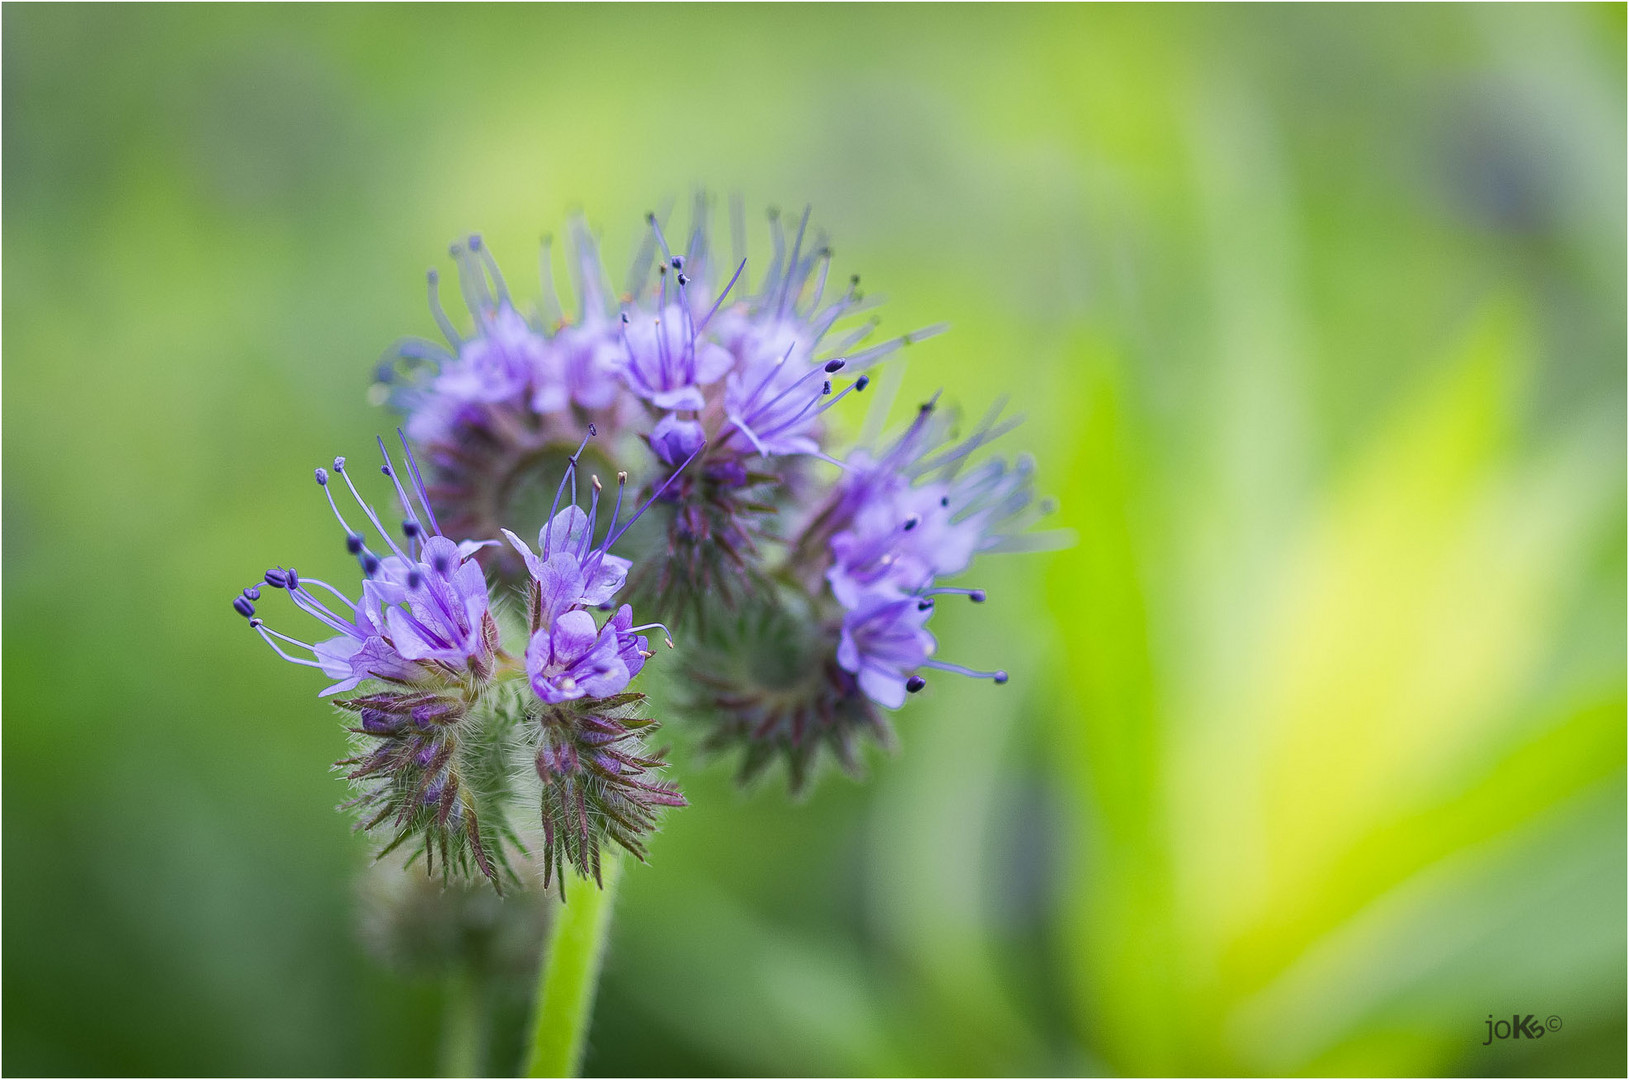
618, 302, 734, 410
527, 609, 633, 704
501, 505, 632, 626
238, 433, 498, 696
649, 412, 706, 466
836, 591, 937, 709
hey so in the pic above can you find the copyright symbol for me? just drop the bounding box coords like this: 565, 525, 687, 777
1547, 1015, 1562, 1032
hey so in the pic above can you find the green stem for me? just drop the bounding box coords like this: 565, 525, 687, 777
524, 855, 623, 1078
439, 964, 485, 1078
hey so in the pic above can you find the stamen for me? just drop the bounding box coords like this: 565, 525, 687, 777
776, 206, 811, 318
626, 621, 675, 648
426, 269, 461, 345
233, 596, 255, 618
697, 258, 746, 331
473, 233, 510, 305
923, 659, 1008, 683
398, 430, 441, 537
334, 455, 412, 564
375, 436, 424, 544
606, 442, 705, 549
545, 426, 597, 554
906, 675, 926, 694
255, 624, 326, 669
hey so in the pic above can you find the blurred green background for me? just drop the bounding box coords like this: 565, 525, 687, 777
5, 4, 1625, 1076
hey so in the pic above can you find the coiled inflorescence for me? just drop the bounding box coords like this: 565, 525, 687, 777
357, 195, 1059, 793
235, 430, 689, 890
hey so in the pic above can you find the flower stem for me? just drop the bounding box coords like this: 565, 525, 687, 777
524, 855, 623, 1078
439, 964, 485, 1078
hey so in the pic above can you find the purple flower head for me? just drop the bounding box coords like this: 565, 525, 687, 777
237, 432, 498, 696
498, 425, 692, 707
384, 232, 631, 446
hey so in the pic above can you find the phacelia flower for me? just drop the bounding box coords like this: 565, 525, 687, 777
235, 429, 688, 892
375, 200, 939, 622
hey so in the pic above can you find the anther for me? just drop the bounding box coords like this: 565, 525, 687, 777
993, 671, 1009, 684
233, 596, 256, 618
361, 553, 380, 575
333, 456, 347, 472
242, 586, 261, 601
940, 496, 950, 507
856, 375, 870, 391
264, 568, 290, 589
249, 617, 264, 628
407, 569, 422, 589
969, 589, 987, 603
824, 359, 846, 373
345, 532, 363, 554
588, 422, 598, 437
823, 380, 832, 394
670, 255, 683, 269
285, 568, 299, 591
917, 599, 935, 611
906, 675, 926, 693
676, 273, 689, 285
315, 467, 328, 486
403, 520, 420, 538
903, 515, 920, 531
468, 233, 482, 251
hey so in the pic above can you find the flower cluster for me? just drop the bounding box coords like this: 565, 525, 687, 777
236, 430, 688, 890
246, 196, 1057, 857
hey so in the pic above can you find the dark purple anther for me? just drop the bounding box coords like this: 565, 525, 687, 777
824, 359, 845, 373
993, 671, 1009, 684
856, 375, 871, 391
285, 568, 299, 591
242, 586, 261, 601
403, 519, 420, 539
670, 255, 683, 269
906, 675, 926, 694
264, 568, 290, 589
917, 599, 934, 611
233, 596, 255, 618
346, 532, 364, 554
407, 570, 422, 589
969, 590, 986, 603
902, 515, 920, 532
588, 422, 598, 437
361, 552, 380, 575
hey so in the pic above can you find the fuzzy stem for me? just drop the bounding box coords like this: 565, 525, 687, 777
439, 964, 485, 1078
524, 855, 623, 1077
